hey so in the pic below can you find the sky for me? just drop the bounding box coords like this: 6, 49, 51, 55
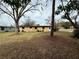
0, 0, 62, 26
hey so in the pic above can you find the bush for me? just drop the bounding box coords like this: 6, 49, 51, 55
54, 27, 59, 32
37, 29, 41, 32
61, 22, 71, 29
73, 29, 79, 38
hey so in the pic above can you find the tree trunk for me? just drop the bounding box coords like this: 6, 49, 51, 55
15, 21, 20, 34
65, 12, 79, 29
51, 0, 55, 36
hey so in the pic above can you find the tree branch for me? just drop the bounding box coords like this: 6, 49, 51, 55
0, 3, 13, 16
18, 2, 30, 18
18, 3, 41, 19
0, 8, 14, 19
11, 6, 16, 21
65, 12, 78, 28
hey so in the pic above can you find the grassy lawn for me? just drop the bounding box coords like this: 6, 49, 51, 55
0, 32, 46, 45
0, 32, 79, 59
55, 31, 72, 38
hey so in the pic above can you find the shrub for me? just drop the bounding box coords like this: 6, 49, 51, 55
54, 27, 59, 32
35, 27, 37, 29
37, 29, 41, 32
73, 29, 79, 38
61, 22, 71, 29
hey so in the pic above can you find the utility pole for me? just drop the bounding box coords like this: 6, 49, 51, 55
51, 0, 55, 36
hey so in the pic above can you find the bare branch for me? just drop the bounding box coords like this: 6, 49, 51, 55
0, 8, 14, 19
18, 2, 30, 17
19, 3, 41, 19
10, 6, 16, 20
0, 3, 13, 16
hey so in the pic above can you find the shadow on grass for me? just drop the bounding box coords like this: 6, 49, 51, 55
0, 34, 79, 59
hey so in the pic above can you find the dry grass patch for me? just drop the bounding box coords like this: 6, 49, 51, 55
0, 32, 79, 59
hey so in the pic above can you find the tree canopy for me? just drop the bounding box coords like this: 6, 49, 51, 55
3, 0, 31, 7
57, 0, 79, 29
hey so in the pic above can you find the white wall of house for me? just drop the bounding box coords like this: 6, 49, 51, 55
0, 27, 15, 32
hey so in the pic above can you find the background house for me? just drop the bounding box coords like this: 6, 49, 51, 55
0, 26, 15, 32
20, 26, 51, 32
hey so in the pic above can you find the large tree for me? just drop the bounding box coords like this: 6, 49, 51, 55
0, 0, 41, 34
57, 0, 79, 29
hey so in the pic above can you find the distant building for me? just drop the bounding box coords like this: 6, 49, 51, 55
0, 26, 51, 32
20, 26, 51, 32
0, 26, 15, 32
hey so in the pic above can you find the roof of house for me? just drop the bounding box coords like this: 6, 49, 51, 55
0, 25, 51, 28
20, 25, 51, 28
